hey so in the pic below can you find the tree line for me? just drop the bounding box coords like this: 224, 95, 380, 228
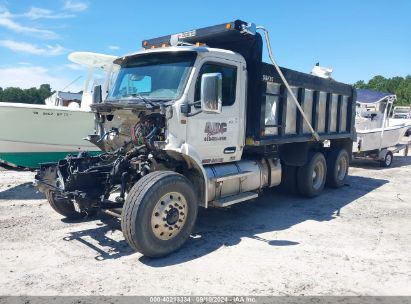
0, 76, 410, 106
0, 84, 53, 104
354, 75, 411, 106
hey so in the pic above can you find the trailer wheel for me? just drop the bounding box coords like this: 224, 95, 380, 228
326, 148, 349, 188
297, 152, 327, 198
46, 191, 94, 219
121, 171, 198, 258
380, 151, 393, 167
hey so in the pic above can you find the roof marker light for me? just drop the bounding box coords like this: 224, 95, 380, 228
240, 22, 256, 35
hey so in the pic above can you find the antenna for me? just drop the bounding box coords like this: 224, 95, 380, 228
60, 76, 83, 92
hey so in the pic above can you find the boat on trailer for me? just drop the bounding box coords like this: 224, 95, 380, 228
353, 89, 410, 167
0, 52, 118, 169
389, 105, 411, 136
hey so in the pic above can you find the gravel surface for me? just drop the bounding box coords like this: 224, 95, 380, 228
0, 153, 410, 296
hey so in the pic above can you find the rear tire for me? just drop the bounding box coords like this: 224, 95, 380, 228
379, 151, 393, 167
297, 152, 327, 198
47, 191, 95, 219
326, 148, 349, 188
121, 171, 198, 258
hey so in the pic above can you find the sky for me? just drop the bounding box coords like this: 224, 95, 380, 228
0, 0, 410, 92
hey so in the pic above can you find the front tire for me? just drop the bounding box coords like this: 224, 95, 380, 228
297, 152, 327, 198
326, 148, 349, 188
47, 191, 93, 219
121, 171, 198, 258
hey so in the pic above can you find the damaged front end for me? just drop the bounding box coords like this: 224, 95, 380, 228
35, 50, 198, 220
35, 109, 171, 216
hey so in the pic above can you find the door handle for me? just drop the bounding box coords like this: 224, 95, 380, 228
224, 147, 236, 154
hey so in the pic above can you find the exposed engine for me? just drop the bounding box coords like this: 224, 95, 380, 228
35, 111, 169, 212
131, 112, 165, 148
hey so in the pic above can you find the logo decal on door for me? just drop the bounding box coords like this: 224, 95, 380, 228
204, 122, 227, 142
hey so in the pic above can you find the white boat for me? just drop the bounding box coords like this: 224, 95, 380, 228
389, 106, 411, 136
353, 89, 410, 166
355, 124, 408, 152
0, 52, 118, 168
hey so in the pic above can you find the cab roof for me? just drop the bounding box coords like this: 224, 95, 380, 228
139, 20, 263, 65
115, 46, 245, 65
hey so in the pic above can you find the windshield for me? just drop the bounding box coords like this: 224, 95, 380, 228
107, 51, 196, 102
394, 108, 409, 113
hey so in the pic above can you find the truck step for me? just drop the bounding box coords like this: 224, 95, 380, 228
211, 191, 258, 208
210, 171, 253, 183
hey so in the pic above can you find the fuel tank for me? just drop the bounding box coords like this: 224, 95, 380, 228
204, 159, 281, 202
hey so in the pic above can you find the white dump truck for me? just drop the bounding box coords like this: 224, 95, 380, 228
35, 20, 356, 257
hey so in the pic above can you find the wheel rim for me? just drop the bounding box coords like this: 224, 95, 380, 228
151, 191, 188, 240
337, 155, 348, 181
312, 160, 325, 190
385, 154, 392, 166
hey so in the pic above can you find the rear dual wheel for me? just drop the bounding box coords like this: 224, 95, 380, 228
296, 148, 349, 197
297, 152, 327, 198
121, 171, 198, 258
326, 148, 350, 188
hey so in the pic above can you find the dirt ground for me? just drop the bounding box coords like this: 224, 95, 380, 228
0, 153, 410, 296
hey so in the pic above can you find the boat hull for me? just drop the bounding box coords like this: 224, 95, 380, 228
0, 102, 100, 168
353, 124, 409, 153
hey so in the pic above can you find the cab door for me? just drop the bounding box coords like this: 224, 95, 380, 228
186, 57, 245, 164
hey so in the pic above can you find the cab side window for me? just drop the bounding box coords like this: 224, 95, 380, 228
195, 63, 237, 107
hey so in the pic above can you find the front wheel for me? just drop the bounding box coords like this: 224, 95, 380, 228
47, 191, 96, 219
121, 171, 198, 258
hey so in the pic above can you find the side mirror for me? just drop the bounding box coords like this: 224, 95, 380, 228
92, 85, 102, 104
201, 73, 222, 114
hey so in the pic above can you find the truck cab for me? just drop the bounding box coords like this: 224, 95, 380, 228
96, 45, 249, 164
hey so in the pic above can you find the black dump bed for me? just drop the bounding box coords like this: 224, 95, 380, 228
143, 20, 356, 146
251, 64, 356, 146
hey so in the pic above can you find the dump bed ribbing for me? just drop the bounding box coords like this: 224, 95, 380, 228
250, 64, 356, 146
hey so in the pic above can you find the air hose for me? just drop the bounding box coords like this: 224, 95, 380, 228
256, 26, 320, 141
